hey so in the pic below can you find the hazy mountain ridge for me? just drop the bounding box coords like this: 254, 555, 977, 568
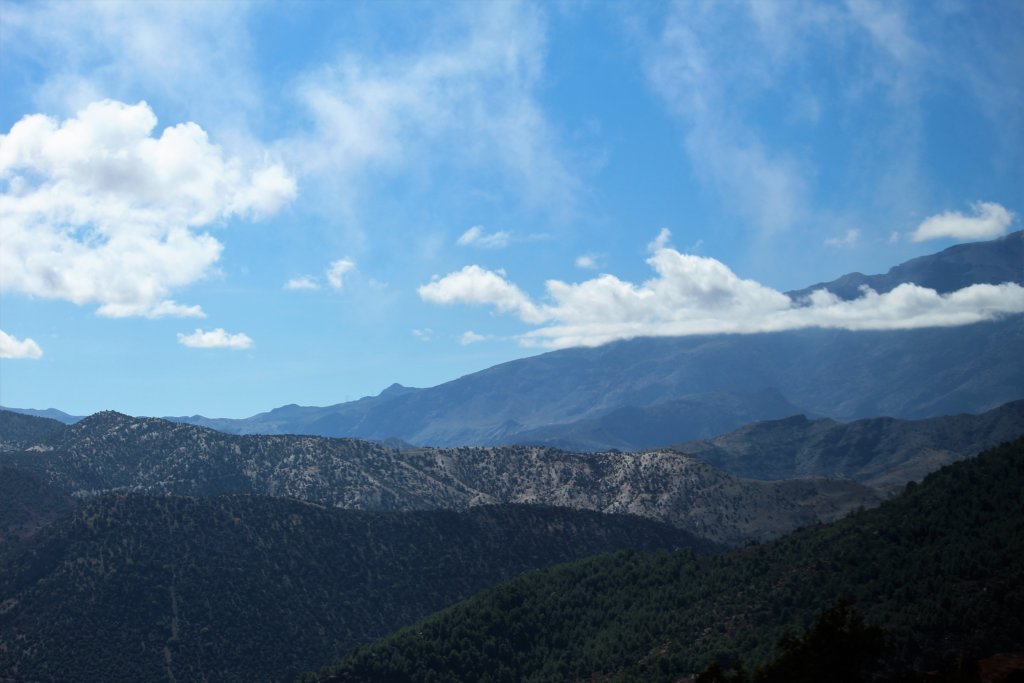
0, 497, 709, 683
0, 410, 879, 546
147, 233, 1024, 449
319, 437, 1024, 682
0, 406, 82, 425
674, 399, 1024, 491
168, 316, 1024, 449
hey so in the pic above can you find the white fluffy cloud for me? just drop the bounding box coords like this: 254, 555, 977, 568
177, 328, 253, 350
0, 100, 296, 317
458, 330, 486, 345
421, 240, 1024, 349
418, 265, 544, 323
456, 226, 511, 249
0, 330, 43, 359
327, 258, 356, 290
910, 202, 1014, 242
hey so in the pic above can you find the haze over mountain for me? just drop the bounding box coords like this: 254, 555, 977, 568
163, 233, 1024, 449
0, 410, 879, 546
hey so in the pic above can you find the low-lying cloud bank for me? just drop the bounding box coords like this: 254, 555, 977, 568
420, 242, 1024, 349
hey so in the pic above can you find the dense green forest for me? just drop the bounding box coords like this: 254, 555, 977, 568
0, 466, 72, 541
0, 497, 708, 682
316, 438, 1024, 682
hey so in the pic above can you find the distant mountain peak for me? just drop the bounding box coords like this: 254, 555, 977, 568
788, 229, 1023, 301
379, 382, 415, 397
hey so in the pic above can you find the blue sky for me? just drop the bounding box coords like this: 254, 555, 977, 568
1, 0, 1022, 418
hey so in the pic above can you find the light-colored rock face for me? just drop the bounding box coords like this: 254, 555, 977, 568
1, 413, 882, 546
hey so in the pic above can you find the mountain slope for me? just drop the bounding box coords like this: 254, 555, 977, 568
320, 437, 1024, 682
0, 411, 879, 546
675, 399, 1024, 491
0, 498, 708, 683
158, 233, 1024, 448
172, 315, 1024, 449
0, 467, 73, 541
0, 410, 68, 450
0, 406, 82, 425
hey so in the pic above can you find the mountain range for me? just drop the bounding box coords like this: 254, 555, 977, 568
4, 398, 1024, 547
0, 410, 883, 546
154, 231, 1023, 450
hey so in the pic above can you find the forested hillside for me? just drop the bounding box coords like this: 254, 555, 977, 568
318, 438, 1024, 682
0, 499, 708, 682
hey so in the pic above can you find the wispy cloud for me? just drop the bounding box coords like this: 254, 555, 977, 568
420, 233, 1024, 349
0, 100, 295, 318
825, 229, 861, 248
284, 276, 321, 291
177, 328, 253, 350
0, 1, 259, 134
644, 5, 812, 235
0, 330, 43, 359
291, 2, 578, 214
575, 254, 600, 270
910, 202, 1014, 242
456, 226, 511, 249
326, 258, 356, 290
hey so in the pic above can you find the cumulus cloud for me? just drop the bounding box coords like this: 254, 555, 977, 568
418, 265, 544, 323
420, 236, 1024, 349
0, 100, 296, 317
459, 330, 486, 345
910, 202, 1014, 242
456, 226, 511, 249
177, 328, 253, 350
284, 276, 320, 291
0, 330, 43, 359
326, 258, 356, 290
575, 254, 600, 269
